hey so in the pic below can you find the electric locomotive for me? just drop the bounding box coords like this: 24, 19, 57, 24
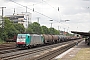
16, 34, 44, 48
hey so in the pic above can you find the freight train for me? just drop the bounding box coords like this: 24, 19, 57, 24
16, 34, 81, 48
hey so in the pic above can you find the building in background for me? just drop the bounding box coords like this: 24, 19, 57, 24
5, 13, 32, 28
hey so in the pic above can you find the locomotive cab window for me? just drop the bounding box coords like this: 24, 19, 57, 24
28, 36, 29, 38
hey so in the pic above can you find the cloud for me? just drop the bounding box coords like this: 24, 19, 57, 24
0, 0, 90, 32
3, 0, 42, 3
83, 0, 90, 1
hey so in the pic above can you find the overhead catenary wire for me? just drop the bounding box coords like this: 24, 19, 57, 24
9, 0, 52, 20
27, 0, 51, 7
9, 0, 60, 22
43, 0, 57, 11
26, 0, 51, 7
42, 0, 63, 22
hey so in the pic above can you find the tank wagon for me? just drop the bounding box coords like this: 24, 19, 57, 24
16, 34, 80, 48
43, 34, 53, 44
52, 35, 59, 43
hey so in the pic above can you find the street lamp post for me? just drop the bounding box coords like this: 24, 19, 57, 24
0, 7, 6, 29
49, 20, 53, 34
49, 20, 53, 28
51, 23, 52, 28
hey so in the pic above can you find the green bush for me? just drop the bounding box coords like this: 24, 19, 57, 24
0, 38, 5, 44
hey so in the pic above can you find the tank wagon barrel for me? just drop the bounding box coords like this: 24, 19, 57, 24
48, 35, 53, 43
42, 34, 53, 44
52, 35, 59, 43
52, 35, 58, 40
42, 34, 49, 43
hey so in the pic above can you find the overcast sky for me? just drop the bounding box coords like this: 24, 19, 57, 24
0, 0, 90, 33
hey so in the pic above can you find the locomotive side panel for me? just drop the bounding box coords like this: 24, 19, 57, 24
30, 34, 44, 45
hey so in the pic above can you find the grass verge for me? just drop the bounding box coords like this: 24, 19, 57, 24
72, 48, 90, 60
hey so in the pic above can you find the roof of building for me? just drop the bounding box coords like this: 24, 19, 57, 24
5, 14, 24, 17
71, 31, 90, 36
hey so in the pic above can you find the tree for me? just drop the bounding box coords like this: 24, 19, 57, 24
32, 22, 41, 34
41, 26, 49, 34
4, 17, 18, 39
0, 17, 26, 41
26, 22, 41, 34
26, 22, 60, 35
26, 23, 33, 33
48, 28, 60, 35
14, 23, 25, 33
26, 27, 33, 33
54, 29, 60, 35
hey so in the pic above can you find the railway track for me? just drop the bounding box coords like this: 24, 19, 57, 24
34, 42, 77, 60
0, 42, 16, 46
0, 43, 16, 51
0, 42, 67, 60
0, 39, 82, 60
0, 48, 22, 54
0, 42, 16, 50
28, 39, 82, 60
